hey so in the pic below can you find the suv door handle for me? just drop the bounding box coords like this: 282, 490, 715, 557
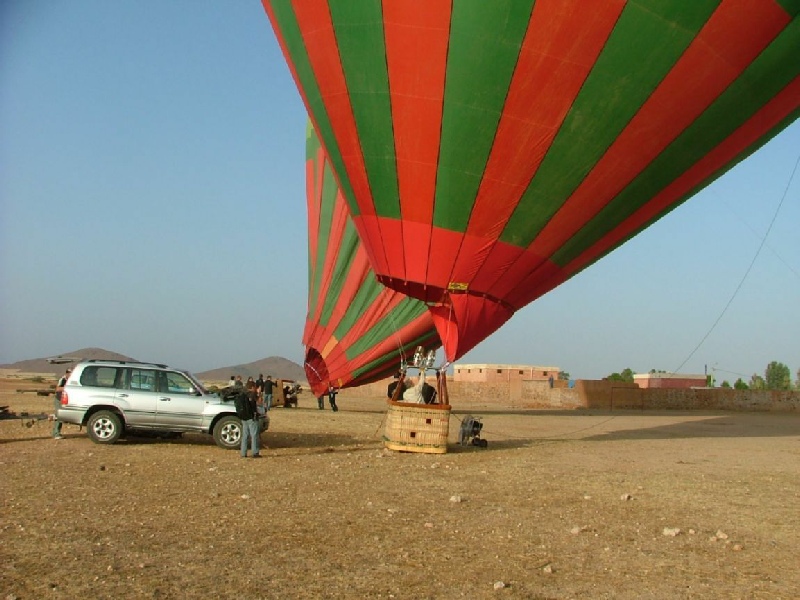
159, 397, 171, 401
118, 393, 128, 398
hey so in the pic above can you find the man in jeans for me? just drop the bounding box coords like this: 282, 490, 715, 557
263, 375, 276, 411
235, 388, 261, 458
52, 368, 71, 439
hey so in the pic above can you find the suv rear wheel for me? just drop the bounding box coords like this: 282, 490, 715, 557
213, 415, 242, 450
87, 410, 123, 444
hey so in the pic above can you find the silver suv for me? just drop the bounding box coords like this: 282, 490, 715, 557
56, 360, 267, 449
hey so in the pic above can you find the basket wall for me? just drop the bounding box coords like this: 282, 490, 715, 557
383, 401, 451, 454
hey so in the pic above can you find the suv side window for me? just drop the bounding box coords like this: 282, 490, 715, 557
160, 371, 195, 394
79, 366, 120, 388
130, 369, 157, 392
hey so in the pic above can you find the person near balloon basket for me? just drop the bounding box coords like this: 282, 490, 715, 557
327, 383, 339, 412
263, 375, 276, 411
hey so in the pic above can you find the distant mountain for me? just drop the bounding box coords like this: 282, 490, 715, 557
196, 356, 306, 383
0, 348, 137, 375
0, 349, 306, 383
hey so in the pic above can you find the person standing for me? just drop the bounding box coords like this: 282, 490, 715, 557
235, 387, 261, 458
387, 372, 406, 401
263, 376, 276, 411
327, 383, 339, 412
256, 373, 265, 409
52, 368, 71, 439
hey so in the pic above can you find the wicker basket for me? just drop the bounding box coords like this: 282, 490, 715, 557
383, 400, 451, 454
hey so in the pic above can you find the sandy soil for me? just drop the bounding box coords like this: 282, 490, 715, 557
2, 377, 799, 599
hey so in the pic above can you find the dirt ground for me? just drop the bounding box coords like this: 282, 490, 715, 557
1, 377, 799, 600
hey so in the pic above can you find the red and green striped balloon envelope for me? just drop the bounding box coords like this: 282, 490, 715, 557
304, 122, 440, 396
266, 0, 800, 361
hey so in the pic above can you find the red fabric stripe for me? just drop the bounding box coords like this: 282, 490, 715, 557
472, 242, 539, 305
565, 74, 800, 276
505, 260, 568, 309
528, 0, 789, 260
465, 0, 625, 241
383, 1, 450, 226
426, 227, 463, 292
402, 220, 433, 286
326, 248, 372, 332
353, 215, 389, 274
430, 295, 514, 362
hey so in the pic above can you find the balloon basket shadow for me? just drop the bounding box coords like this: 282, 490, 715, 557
383, 401, 451, 454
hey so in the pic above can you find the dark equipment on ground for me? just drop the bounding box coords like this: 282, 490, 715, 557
0, 405, 51, 428
276, 380, 301, 407
459, 415, 487, 448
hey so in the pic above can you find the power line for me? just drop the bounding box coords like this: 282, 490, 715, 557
673, 151, 800, 374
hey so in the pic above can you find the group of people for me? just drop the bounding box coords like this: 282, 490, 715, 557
228, 374, 278, 413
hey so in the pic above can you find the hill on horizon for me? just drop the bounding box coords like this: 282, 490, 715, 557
196, 357, 306, 383
0, 348, 137, 376
1, 348, 306, 383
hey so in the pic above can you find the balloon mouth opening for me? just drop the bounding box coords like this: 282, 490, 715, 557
304, 348, 329, 396
375, 275, 514, 311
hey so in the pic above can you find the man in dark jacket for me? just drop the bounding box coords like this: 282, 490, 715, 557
234, 389, 261, 458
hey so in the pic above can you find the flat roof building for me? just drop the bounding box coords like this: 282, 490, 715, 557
633, 373, 708, 389
453, 364, 561, 383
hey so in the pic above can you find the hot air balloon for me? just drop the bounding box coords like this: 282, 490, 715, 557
304, 122, 441, 397
265, 0, 800, 362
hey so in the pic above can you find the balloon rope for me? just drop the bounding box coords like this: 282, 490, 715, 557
673, 150, 800, 374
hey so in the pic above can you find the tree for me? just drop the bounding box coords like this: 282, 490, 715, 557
733, 378, 748, 390
558, 371, 570, 381
607, 368, 635, 384
749, 374, 766, 390
765, 361, 791, 391
720, 380, 731, 388
796, 367, 800, 391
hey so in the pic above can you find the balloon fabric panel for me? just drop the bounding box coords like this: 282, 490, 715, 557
302, 121, 440, 396
267, 0, 800, 362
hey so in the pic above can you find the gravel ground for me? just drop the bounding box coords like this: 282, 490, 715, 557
2, 378, 799, 599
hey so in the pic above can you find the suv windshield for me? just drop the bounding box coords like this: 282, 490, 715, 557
182, 370, 209, 395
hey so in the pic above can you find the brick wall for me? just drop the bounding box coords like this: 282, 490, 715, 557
340, 377, 799, 412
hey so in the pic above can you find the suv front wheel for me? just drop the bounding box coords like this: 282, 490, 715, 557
213, 416, 242, 450
87, 410, 123, 444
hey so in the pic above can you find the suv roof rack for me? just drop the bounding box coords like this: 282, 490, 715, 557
85, 359, 169, 369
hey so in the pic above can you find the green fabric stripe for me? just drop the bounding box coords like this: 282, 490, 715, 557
306, 123, 320, 307
554, 20, 800, 266
332, 269, 383, 339
500, 0, 719, 247
329, 0, 399, 218
345, 299, 430, 358
567, 108, 800, 283
435, 0, 534, 231
267, 0, 361, 216
319, 217, 361, 327
351, 329, 440, 380
775, 0, 800, 16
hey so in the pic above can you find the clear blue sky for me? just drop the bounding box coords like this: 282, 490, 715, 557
1, 1, 798, 383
